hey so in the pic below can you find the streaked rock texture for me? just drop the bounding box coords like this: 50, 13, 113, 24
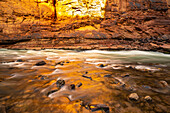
0, 0, 170, 53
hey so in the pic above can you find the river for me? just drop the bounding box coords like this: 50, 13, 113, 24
0, 49, 170, 113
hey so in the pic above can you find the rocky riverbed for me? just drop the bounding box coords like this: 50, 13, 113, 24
0, 49, 170, 113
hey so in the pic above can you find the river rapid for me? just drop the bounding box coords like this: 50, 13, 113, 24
0, 49, 170, 113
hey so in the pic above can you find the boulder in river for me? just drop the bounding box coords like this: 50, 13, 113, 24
144, 96, 152, 102
160, 80, 169, 87
35, 61, 46, 66
56, 61, 64, 66
129, 93, 139, 101
104, 74, 112, 77
98, 64, 105, 67
90, 104, 109, 113
69, 84, 75, 90
56, 79, 65, 88
76, 82, 82, 87
16, 59, 24, 62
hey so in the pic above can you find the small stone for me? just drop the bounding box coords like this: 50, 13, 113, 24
47, 89, 59, 96
56, 79, 65, 88
35, 61, 46, 66
90, 104, 109, 112
66, 61, 70, 63
82, 75, 92, 80
69, 84, 75, 90
38, 75, 47, 80
99, 64, 105, 67
40, 76, 46, 80
160, 80, 169, 87
104, 74, 112, 77
121, 73, 130, 78
129, 93, 139, 101
55, 61, 64, 65
144, 96, 152, 102
16, 59, 24, 62
142, 85, 151, 89
60, 63, 64, 66
76, 82, 82, 87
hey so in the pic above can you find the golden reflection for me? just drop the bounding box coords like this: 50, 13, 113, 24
36, 0, 107, 19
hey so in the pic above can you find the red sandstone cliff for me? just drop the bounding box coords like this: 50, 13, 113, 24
0, 0, 170, 53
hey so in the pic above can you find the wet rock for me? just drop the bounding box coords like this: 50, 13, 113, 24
16, 59, 24, 62
66, 61, 70, 63
38, 75, 48, 80
98, 64, 105, 67
121, 73, 130, 78
127, 86, 137, 91
129, 93, 139, 101
144, 96, 152, 102
60, 63, 64, 66
76, 82, 82, 87
90, 104, 109, 113
35, 61, 46, 66
56, 61, 64, 66
82, 75, 92, 80
160, 80, 169, 87
56, 79, 65, 88
109, 78, 120, 84
40, 76, 46, 80
142, 85, 151, 89
47, 89, 59, 96
104, 74, 112, 77
69, 84, 75, 90
80, 101, 109, 113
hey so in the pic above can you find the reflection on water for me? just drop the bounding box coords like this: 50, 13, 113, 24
0, 49, 170, 113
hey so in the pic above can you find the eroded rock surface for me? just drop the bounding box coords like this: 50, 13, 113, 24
0, 0, 170, 53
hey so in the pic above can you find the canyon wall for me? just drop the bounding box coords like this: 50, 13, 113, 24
106, 0, 168, 12
0, 0, 169, 19
0, 0, 170, 53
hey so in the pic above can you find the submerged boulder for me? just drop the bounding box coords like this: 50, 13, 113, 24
76, 82, 82, 87
35, 61, 46, 66
16, 59, 24, 62
129, 93, 139, 101
56, 79, 65, 88
69, 84, 75, 90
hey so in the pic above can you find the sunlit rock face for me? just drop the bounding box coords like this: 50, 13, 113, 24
38, 0, 107, 18
38, 0, 169, 19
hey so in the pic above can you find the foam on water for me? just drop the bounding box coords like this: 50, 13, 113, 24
84, 50, 170, 57
1, 49, 170, 65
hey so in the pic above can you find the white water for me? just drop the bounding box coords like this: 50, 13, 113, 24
0, 49, 170, 71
